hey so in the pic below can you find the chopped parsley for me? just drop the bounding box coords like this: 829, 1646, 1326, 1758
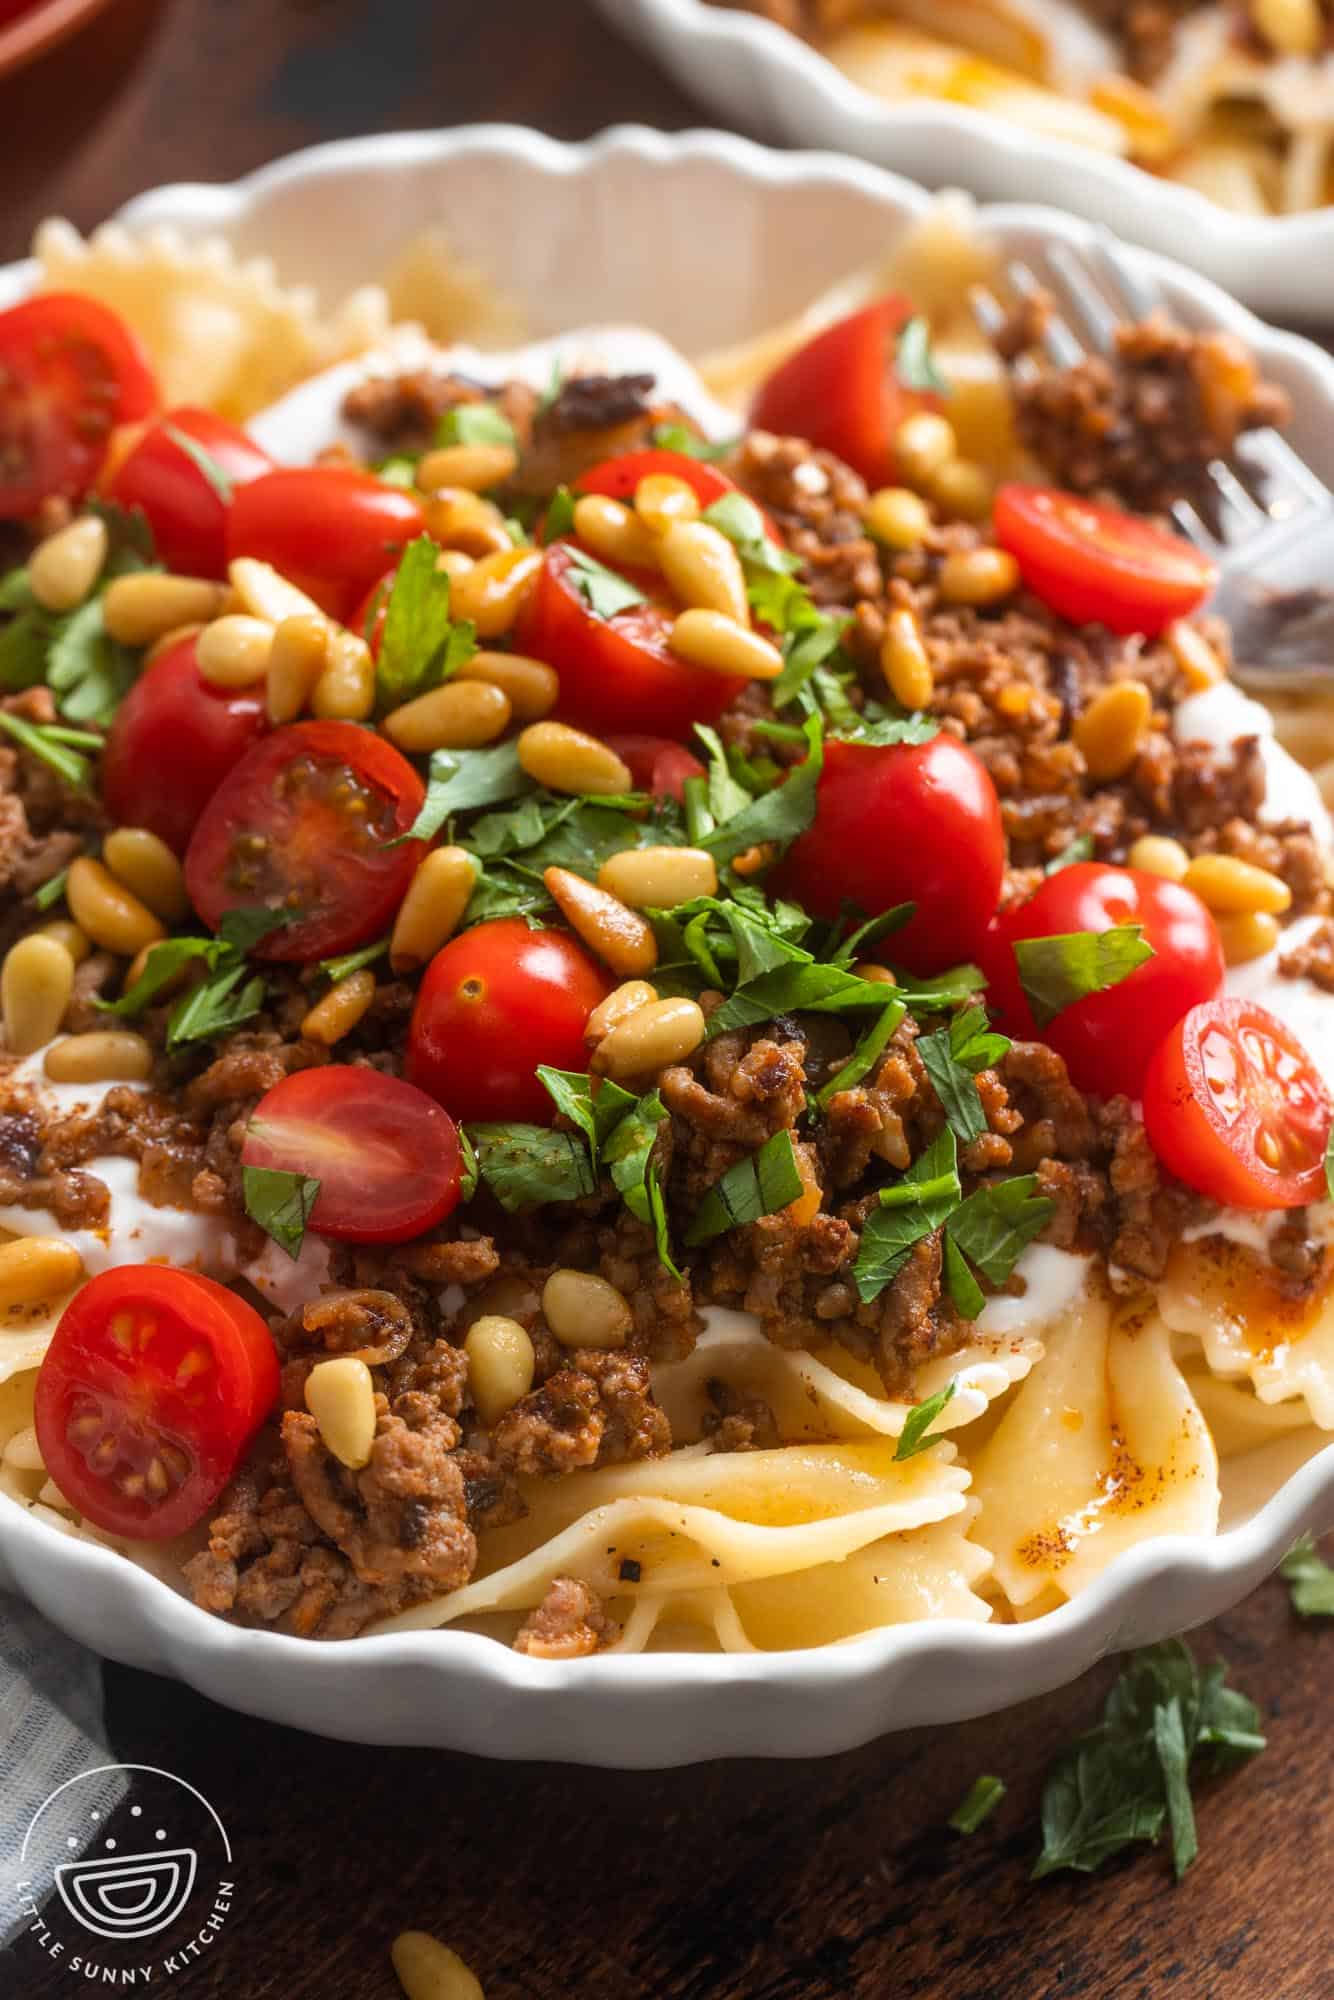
543, 485, 576, 542
434, 402, 517, 452
399, 742, 533, 845
815, 1000, 905, 1110
699, 493, 800, 578
917, 1004, 1011, 1146
604, 1090, 680, 1281
700, 713, 824, 869
32, 866, 69, 913
944, 1175, 1054, 1318
562, 545, 649, 620
895, 315, 950, 396
1279, 1533, 1334, 1615
649, 423, 738, 463
1013, 924, 1154, 1029
949, 1775, 1006, 1834
1045, 833, 1094, 875
684, 1129, 804, 1246
242, 1165, 321, 1261
894, 1377, 957, 1460
320, 936, 391, 984
101, 906, 290, 1045
0, 712, 99, 790
854, 1128, 962, 1304
163, 422, 235, 503
0, 504, 155, 727
375, 534, 476, 710
536, 1067, 637, 1166
466, 1123, 598, 1211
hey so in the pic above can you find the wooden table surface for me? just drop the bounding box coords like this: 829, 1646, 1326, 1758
1, 2, 1332, 1995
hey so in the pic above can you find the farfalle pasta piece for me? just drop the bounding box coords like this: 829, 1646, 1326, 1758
1158, 1229, 1334, 1429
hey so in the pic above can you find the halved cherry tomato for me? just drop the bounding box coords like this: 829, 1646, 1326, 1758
101, 633, 269, 856
574, 448, 782, 545
774, 734, 1004, 974
978, 861, 1224, 1100
1144, 999, 1332, 1209
993, 485, 1218, 636
34, 1265, 278, 1540
514, 544, 744, 737
101, 406, 274, 577
605, 732, 705, 803
748, 298, 926, 488
243, 1067, 463, 1243
185, 721, 425, 962
351, 565, 396, 655
407, 918, 612, 1124
0, 293, 158, 517
226, 467, 426, 619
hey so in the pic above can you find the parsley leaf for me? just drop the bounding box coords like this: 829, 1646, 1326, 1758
458, 1126, 479, 1203
98, 935, 219, 1018
853, 1128, 961, 1304
376, 535, 476, 710
1046, 833, 1094, 875
1013, 924, 1154, 1030
942, 1233, 986, 1320
684, 1129, 804, 1246
944, 1175, 1054, 1300
896, 315, 949, 396
467, 1123, 597, 1211
604, 1089, 681, 1279
894, 1376, 958, 1459
242, 1164, 321, 1261
435, 402, 517, 452
563, 545, 648, 620
707, 959, 903, 1041
167, 960, 267, 1047
32, 867, 69, 913
399, 742, 533, 845
103, 906, 290, 1031
692, 723, 754, 826
700, 493, 800, 578
649, 423, 738, 463
536, 1067, 637, 1167
544, 485, 576, 542
1279, 1533, 1334, 1615
163, 422, 235, 503
949, 1776, 1006, 1834
842, 713, 940, 748
701, 713, 824, 869
0, 711, 93, 789
319, 936, 390, 984
918, 1004, 1011, 1145
815, 1000, 905, 1109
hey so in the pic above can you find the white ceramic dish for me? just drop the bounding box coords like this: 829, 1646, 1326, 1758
598, 0, 1334, 320
2, 124, 1334, 1763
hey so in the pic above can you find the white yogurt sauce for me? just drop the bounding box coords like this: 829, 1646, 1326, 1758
976, 1243, 1090, 1335
1173, 682, 1333, 844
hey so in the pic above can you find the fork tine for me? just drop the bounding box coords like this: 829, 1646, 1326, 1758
969, 283, 1043, 384
1090, 232, 1160, 322
1044, 244, 1119, 355
1006, 260, 1086, 369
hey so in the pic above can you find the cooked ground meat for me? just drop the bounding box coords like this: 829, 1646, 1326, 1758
729, 430, 883, 606
1281, 918, 1334, 991
513, 1576, 621, 1660
492, 1350, 670, 1478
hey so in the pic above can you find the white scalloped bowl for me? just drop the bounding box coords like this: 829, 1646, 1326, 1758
2, 127, 1333, 1762
598, 0, 1334, 319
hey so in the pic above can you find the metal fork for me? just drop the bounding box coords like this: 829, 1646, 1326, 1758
972, 234, 1334, 688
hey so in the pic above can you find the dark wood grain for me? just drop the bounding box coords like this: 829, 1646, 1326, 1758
1, 3, 1332, 1994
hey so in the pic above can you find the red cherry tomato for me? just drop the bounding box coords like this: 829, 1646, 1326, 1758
514, 544, 744, 737
1144, 1000, 1332, 1209
774, 735, 1005, 975
100, 633, 269, 856
605, 732, 705, 803
748, 299, 926, 488
0, 293, 158, 517
242, 1067, 463, 1244
34, 1266, 278, 1541
407, 918, 612, 1124
979, 861, 1224, 1100
993, 485, 1218, 636
226, 467, 426, 619
185, 721, 425, 963
574, 448, 782, 545
350, 565, 396, 655
101, 407, 274, 577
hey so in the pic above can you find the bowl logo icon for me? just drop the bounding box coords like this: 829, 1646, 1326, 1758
54, 1844, 199, 1941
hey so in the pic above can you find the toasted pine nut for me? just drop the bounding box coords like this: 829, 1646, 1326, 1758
1217, 911, 1281, 965
1072, 679, 1153, 782
390, 847, 479, 973
571, 494, 661, 571
1183, 853, 1292, 917
464, 1314, 535, 1426
456, 651, 558, 721
196, 614, 273, 689
543, 867, 658, 978
145, 620, 205, 667
28, 515, 108, 612
383, 679, 510, 753
895, 412, 957, 488
731, 843, 777, 878
228, 556, 322, 624
311, 629, 375, 721
929, 458, 993, 522
0, 1236, 84, 1311
542, 1269, 633, 1350
390, 1931, 484, 2000
305, 1357, 376, 1470
936, 547, 1019, 608
103, 574, 227, 646
879, 608, 933, 710
586, 980, 657, 1045
2, 935, 75, 1055
853, 961, 897, 985
423, 488, 513, 557
659, 520, 749, 624
266, 614, 331, 723
634, 473, 700, 536
448, 547, 542, 639
597, 846, 718, 909
592, 995, 706, 1081
38, 921, 90, 965
1252, 0, 1321, 55
1165, 619, 1224, 692
44, 1031, 153, 1083
1128, 834, 1189, 882
436, 550, 475, 580
417, 441, 519, 494
669, 609, 782, 682
102, 828, 189, 923
518, 722, 631, 796
66, 857, 165, 958
301, 969, 377, 1046
864, 486, 931, 551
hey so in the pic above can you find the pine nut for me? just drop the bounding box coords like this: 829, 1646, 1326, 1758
38, 921, 90, 964
2, 935, 75, 1055
929, 458, 993, 522
102, 574, 227, 646
585, 979, 657, 1045
423, 488, 513, 557
853, 961, 898, 985
227, 556, 322, 624
634, 473, 700, 536
305, 1356, 376, 1470
301, 969, 377, 1045
543, 867, 658, 978
383, 679, 510, 753
44, 1031, 153, 1083
311, 629, 375, 721
731, 843, 777, 877
571, 494, 661, 571
266, 614, 331, 723
1183, 853, 1292, 916
66, 857, 165, 958
518, 722, 631, 796
895, 412, 957, 488
592, 995, 706, 1081
102, 828, 189, 922
417, 442, 518, 494
464, 1314, 535, 1426
1165, 619, 1224, 692
196, 614, 273, 689
597, 846, 718, 909
1128, 834, 1189, 882
0, 1236, 84, 1311
659, 520, 749, 624
936, 547, 1019, 608
145, 621, 205, 667
390, 1931, 484, 2000
1252, 0, 1321, 55
1216, 911, 1281, 965
879, 607, 934, 710
456, 651, 558, 721
864, 486, 931, 551
669, 609, 782, 681
448, 547, 542, 639
390, 847, 479, 973
542, 1269, 633, 1350
1072, 679, 1153, 781
28, 515, 107, 612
